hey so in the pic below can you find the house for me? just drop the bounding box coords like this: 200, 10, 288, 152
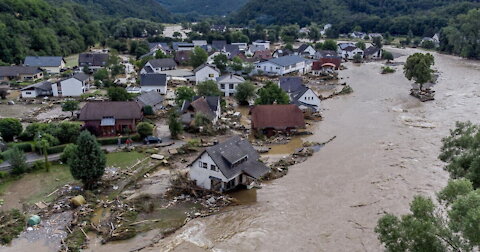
212, 40, 227, 52
78, 53, 109, 71
217, 74, 245, 97
312, 61, 337, 76
255, 55, 308, 76
225, 44, 242, 59
295, 44, 316, 58
368, 33, 383, 40
350, 31, 367, 39
340, 46, 364, 60
172, 42, 195, 51
149, 42, 172, 54
79, 101, 143, 136
252, 50, 272, 61
250, 104, 306, 137
174, 51, 192, 65
52, 73, 90, 97
338, 42, 356, 51
246, 44, 267, 57
180, 96, 221, 126
272, 48, 294, 58
364, 46, 382, 60
314, 50, 342, 69
0, 66, 44, 82
231, 42, 248, 51
24, 56, 65, 74
140, 58, 177, 74
211, 25, 227, 33
279, 77, 321, 112
188, 135, 269, 192
140, 73, 167, 94
194, 64, 220, 84
252, 40, 270, 49
21, 81, 53, 98
192, 40, 208, 47
136, 90, 164, 112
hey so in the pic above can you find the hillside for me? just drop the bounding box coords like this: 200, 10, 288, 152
232, 0, 480, 36
157, 0, 247, 16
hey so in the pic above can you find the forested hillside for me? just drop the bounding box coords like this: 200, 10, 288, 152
232, 0, 480, 36
157, 0, 247, 16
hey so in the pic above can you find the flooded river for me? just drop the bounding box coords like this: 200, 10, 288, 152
147, 48, 480, 251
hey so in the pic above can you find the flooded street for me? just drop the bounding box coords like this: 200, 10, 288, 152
150, 48, 480, 251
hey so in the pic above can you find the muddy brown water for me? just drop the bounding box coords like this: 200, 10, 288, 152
148, 48, 480, 251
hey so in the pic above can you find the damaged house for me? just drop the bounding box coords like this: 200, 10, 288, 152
189, 136, 270, 192
180, 96, 221, 127
251, 104, 306, 137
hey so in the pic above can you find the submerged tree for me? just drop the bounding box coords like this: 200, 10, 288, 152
235, 81, 257, 105
404, 53, 435, 90
255, 81, 290, 105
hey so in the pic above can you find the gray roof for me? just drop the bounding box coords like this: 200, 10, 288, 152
265, 55, 306, 67
193, 64, 220, 74
217, 74, 245, 84
24, 56, 64, 67
148, 58, 177, 69
79, 53, 109, 67
364, 46, 381, 56
338, 43, 355, 50
0, 66, 43, 77
140, 73, 167, 87
149, 42, 171, 52
172, 42, 194, 50
73, 72, 89, 82
143, 65, 154, 73
296, 44, 311, 53
21, 81, 53, 91
197, 136, 270, 180
315, 50, 340, 58
279, 76, 303, 93
212, 40, 227, 51
136, 90, 164, 111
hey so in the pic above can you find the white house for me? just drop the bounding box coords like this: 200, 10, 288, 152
217, 74, 245, 97
364, 46, 382, 60
231, 42, 248, 51
188, 136, 269, 191
194, 64, 220, 84
252, 40, 270, 49
340, 46, 364, 60
24, 56, 65, 74
53, 73, 90, 97
140, 73, 168, 94
295, 44, 316, 57
21, 81, 53, 98
279, 77, 321, 112
255, 55, 308, 76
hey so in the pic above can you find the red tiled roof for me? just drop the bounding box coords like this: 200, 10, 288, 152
79, 101, 143, 121
251, 104, 305, 130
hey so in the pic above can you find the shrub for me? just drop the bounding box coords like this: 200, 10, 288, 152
8, 142, 33, 152
96, 134, 141, 145
61, 144, 77, 163
381, 66, 396, 74
0, 118, 22, 142
137, 122, 154, 138
7, 147, 27, 175
143, 105, 154, 116
48, 144, 69, 154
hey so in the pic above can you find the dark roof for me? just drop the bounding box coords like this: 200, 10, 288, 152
73, 72, 89, 82
0, 66, 43, 77
225, 44, 241, 59
344, 46, 360, 52
274, 49, 294, 57
136, 90, 164, 111
181, 96, 219, 120
265, 55, 306, 67
148, 58, 177, 69
140, 73, 167, 87
78, 53, 109, 67
279, 76, 303, 93
79, 101, 142, 121
174, 51, 192, 64
172, 42, 194, 51
21, 81, 53, 91
251, 104, 305, 130
297, 44, 310, 53
24, 56, 64, 67
364, 46, 381, 56
199, 136, 269, 180
212, 40, 227, 51
315, 50, 339, 58
253, 50, 272, 60
143, 65, 154, 73
149, 42, 171, 52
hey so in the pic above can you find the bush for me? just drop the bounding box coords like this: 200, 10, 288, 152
0, 118, 23, 142
8, 142, 33, 152
7, 147, 27, 175
0, 171, 8, 179
381, 66, 396, 74
143, 105, 154, 116
47, 144, 69, 154
137, 122, 154, 138
61, 144, 77, 163
96, 134, 141, 145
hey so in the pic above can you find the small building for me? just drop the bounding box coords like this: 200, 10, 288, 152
250, 104, 306, 137
340, 46, 364, 60
136, 90, 164, 112
140, 58, 177, 74
217, 74, 245, 97
231, 42, 248, 51
174, 51, 192, 65
255, 55, 308, 76
350, 31, 367, 39
52, 73, 90, 97
252, 40, 270, 49
140, 73, 167, 94
272, 48, 294, 58
295, 44, 316, 58
368, 33, 383, 40
180, 96, 221, 126
364, 46, 382, 60
172, 42, 195, 51
79, 101, 143, 136
314, 50, 342, 69
21, 81, 53, 98
149, 42, 172, 54
194, 64, 220, 84
78, 53, 109, 71
212, 40, 227, 52
188, 135, 269, 191
24, 56, 65, 74
279, 77, 321, 112
253, 50, 273, 61
0, 66, 43, 82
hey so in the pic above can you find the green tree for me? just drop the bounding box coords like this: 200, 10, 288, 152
235, 81, 256, 105
440, 9, 480, 59
61, 100, 80, 117
285, 43, 294, 51
69, 131, 106, 189
355, 41, 366, 50
230, 56, 244, 72
309, 26, 320, 42
353, 53, 363, 63
155, 50, 169, 59
61, 144, 77, 163
175, 86, 196, 106
0, 118, 22, 142
197, 80, 222, 97
382, 50, 394, 63
322, 40, 337, 51
213, 54, 228, 72
193, 112, 212, 128
421, 40, 436, 49
168, 108, 183, 139
404, 53, 435, 90
107, 87, 131, 101
7, 147, 27, 175
372, 36, 383, 49
190, 46, 208, 68
137, 122, 153, 138
143, 105, 154, 116
94, 68, 109, 82
255, 81, 290, 105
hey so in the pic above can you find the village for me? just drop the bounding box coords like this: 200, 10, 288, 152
0, 23, 444, 251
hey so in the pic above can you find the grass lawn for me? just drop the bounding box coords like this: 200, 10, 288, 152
64, 54, 79, 68
106, 152, 147, 169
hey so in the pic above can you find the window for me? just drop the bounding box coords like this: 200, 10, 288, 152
210, 164, 217, 171
26, 92, 31, 95
198, 161, 203, 168
220, 84, 225, 89
229, 84, 234, 89
209, 74, 214, 78
203, 162, 208, 169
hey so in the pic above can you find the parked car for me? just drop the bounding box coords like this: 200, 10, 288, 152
144, 136, 162, 144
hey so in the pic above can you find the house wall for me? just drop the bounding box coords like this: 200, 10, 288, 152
256, 61, 307, 76
342, 49, 364, 60
52, 83, 60, 97
61, 78, 85, 97
195, 67, 219, 84
43, 66, 61, 74
19, 72, 43, 81
21, 89, 37, 98
189, 152, 231, 190
218, 81, 240, 97
252, 41, 270, 49
83, 119, 140, 136
298, 89, 321, 112
140, 85, 167, 95
366, 50, 382, 60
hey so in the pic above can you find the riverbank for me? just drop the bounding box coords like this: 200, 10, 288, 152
149, 47, 480, 251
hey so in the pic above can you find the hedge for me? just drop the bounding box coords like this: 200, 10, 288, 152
96, 134, 141, 145
47, 144, 69, 154
7, 142, 33, 152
